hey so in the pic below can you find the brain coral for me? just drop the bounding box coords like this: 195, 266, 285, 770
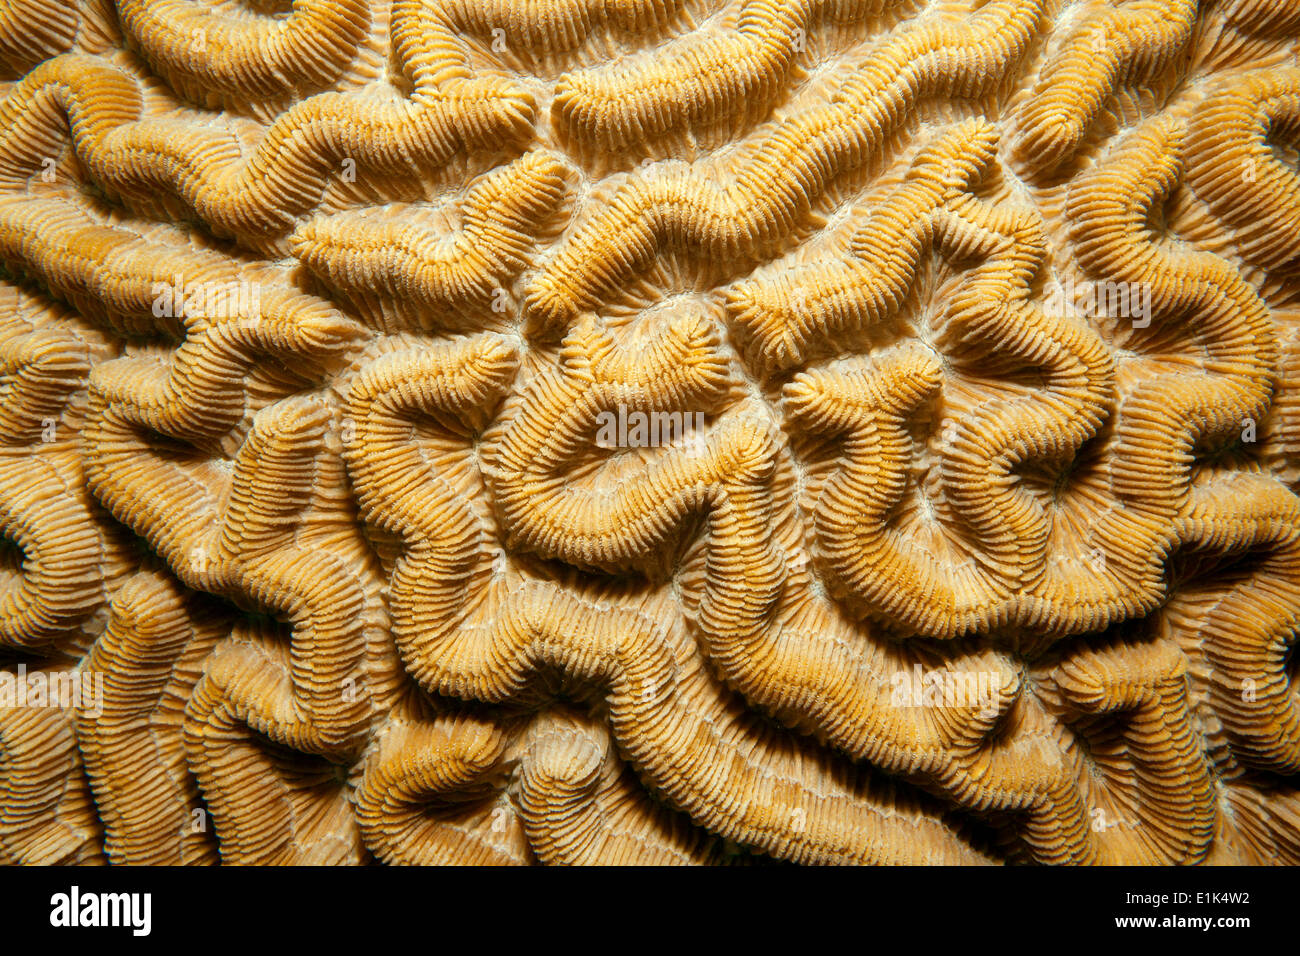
1, 0, 1299, 867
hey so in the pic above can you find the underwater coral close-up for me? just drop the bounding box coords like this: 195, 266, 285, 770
1, 0, 1299, 868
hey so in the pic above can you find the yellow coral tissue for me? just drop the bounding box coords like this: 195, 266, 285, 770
1, 0, 1300, 870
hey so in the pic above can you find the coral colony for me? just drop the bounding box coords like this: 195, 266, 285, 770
0, 0, 1298, 865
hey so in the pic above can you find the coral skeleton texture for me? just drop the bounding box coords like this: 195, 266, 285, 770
0, 0, 1298, 866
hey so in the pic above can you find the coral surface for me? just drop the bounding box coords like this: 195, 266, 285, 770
1, 0, 1299, 865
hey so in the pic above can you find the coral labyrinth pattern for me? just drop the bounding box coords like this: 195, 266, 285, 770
1, 0, 1299, 866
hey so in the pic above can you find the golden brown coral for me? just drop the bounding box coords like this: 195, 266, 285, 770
90, 391, 392, 862
116, 0, 372, 107
0, 314, 105, 651
345, 333, 992, 864
0, 0, 1298, 868
1013, 0, 1197, 175
0, 0, 80, 78
0, 39, 533, 248
1185, 68, 1300, 274
0, 668, 105, 864
441, 0, 685, 57
550, 0, 902, 154
76, 571, 220, 865
292, 150, 571, 330
525, 0, 1044, 334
